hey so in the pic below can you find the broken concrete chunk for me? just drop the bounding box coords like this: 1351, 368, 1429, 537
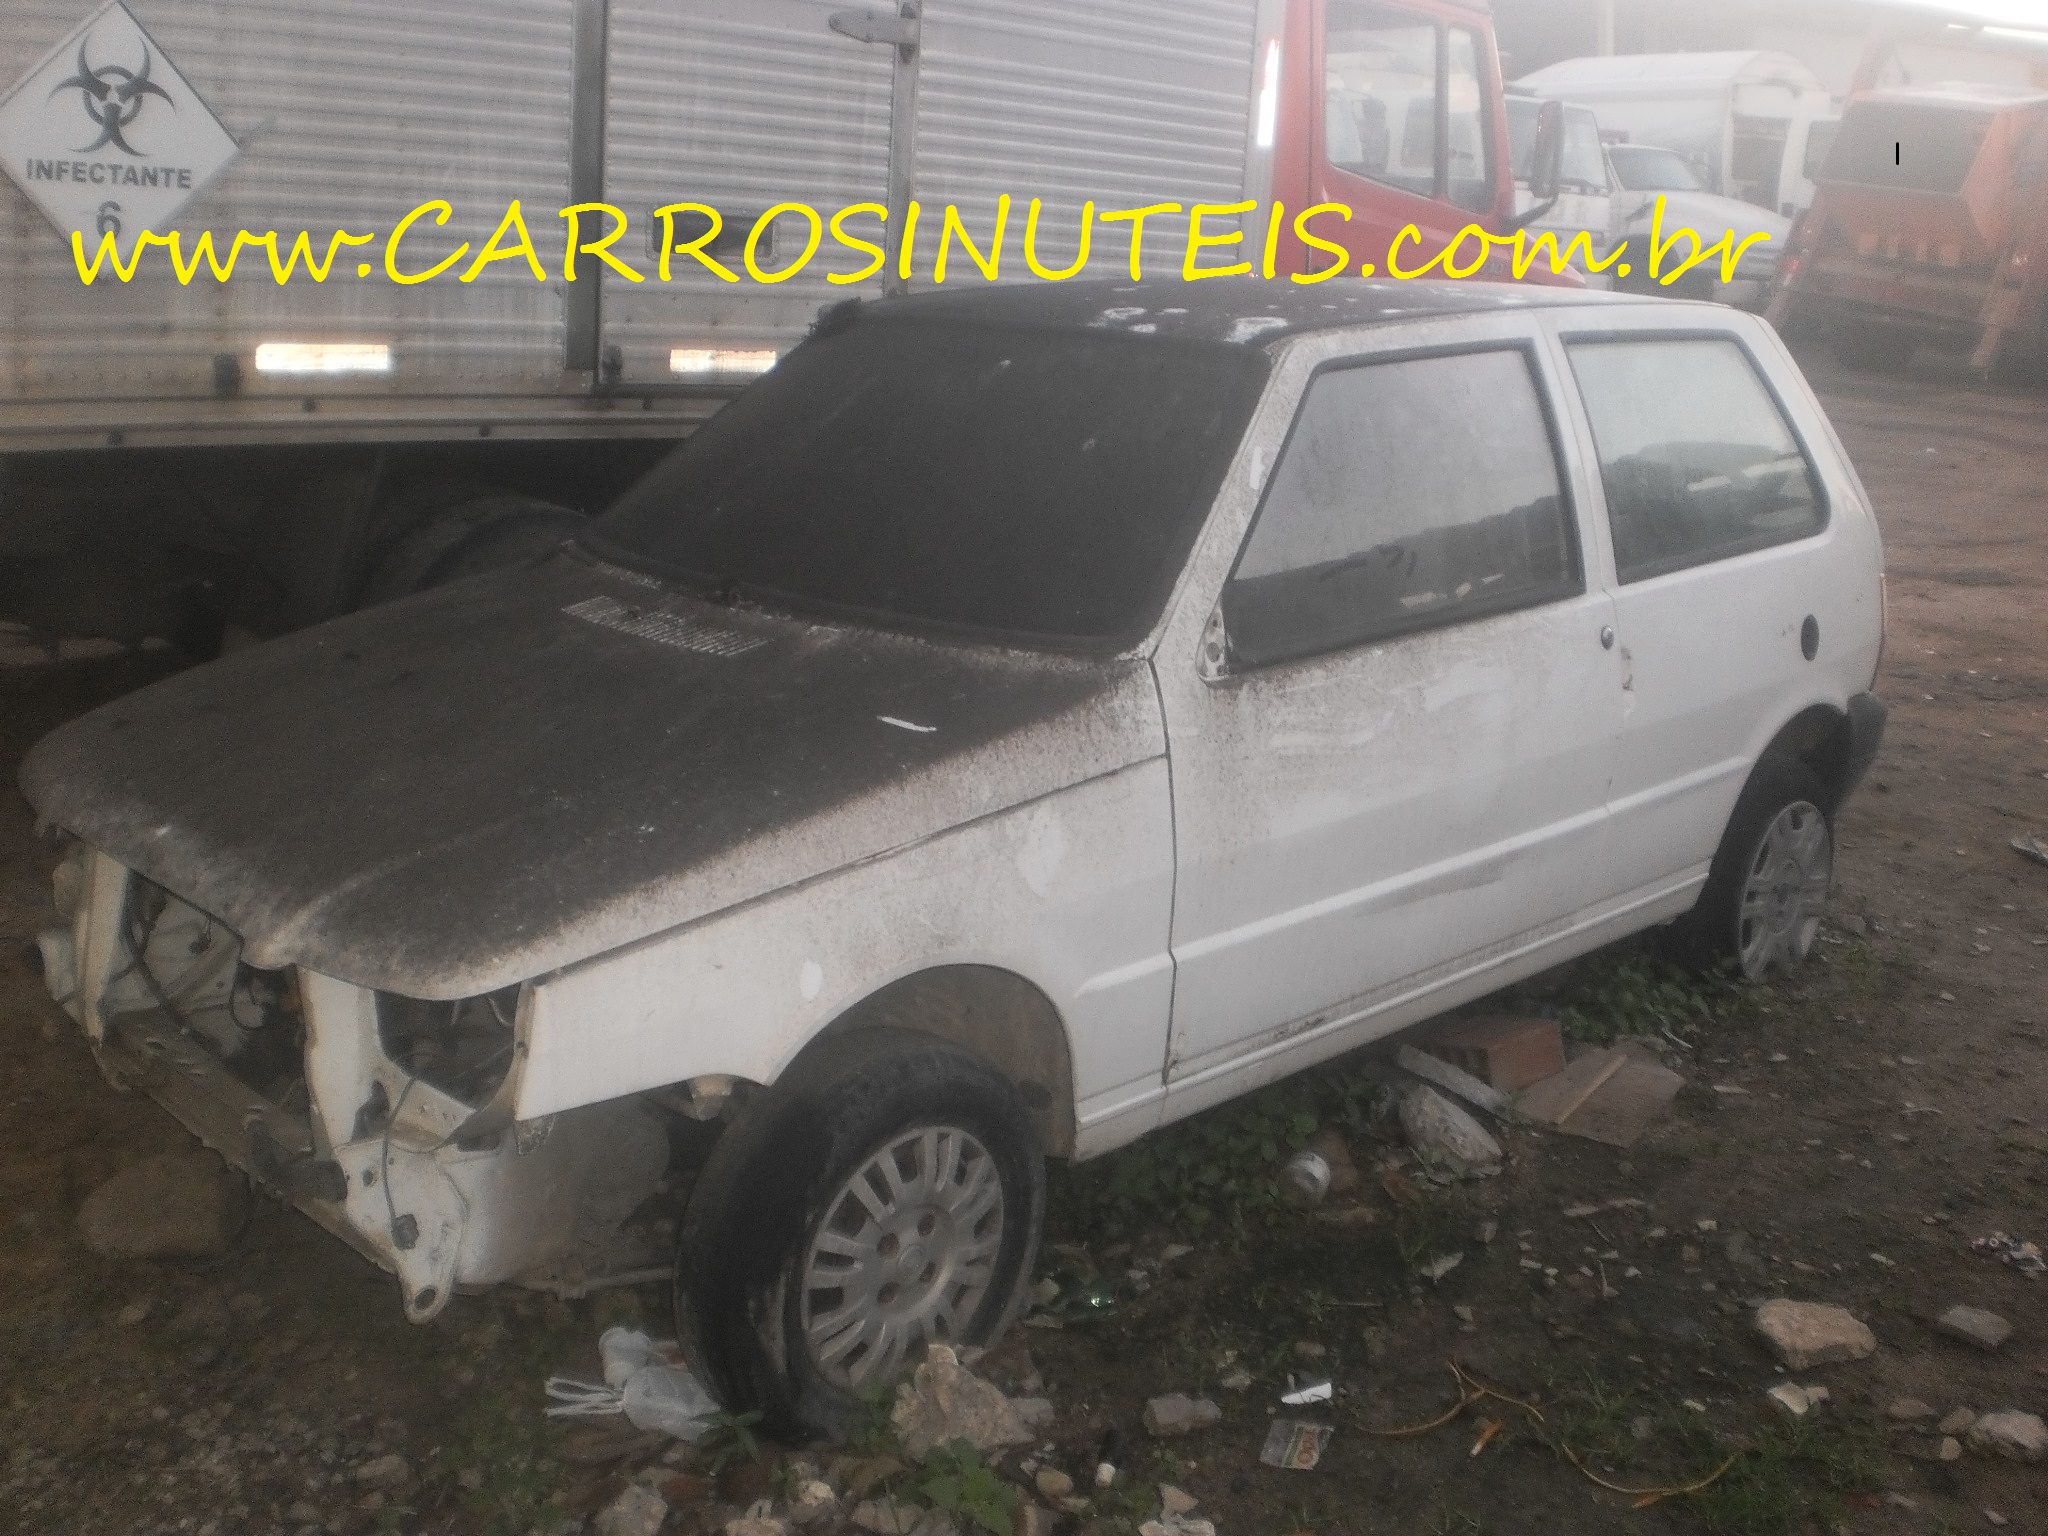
1033, 1469, 1074, 1501
850, 1498, 923, 1536
1766, 1382, 1822, 1418
890, 1345, 1036, 1459
1398, 1084, 1502, 1173
1938, 1407, 1978, 1437
1752, 1299, 1877, 1370
595, 1484, 670, 1536
1935, 1303, 2013, 1351
1395, 1044, 1508, 1115
76, 1150, 246, 1260
1159, 1484, 1199, 1517
1142, 1393, 1222, 1437
1967, 1411, 2048, 1464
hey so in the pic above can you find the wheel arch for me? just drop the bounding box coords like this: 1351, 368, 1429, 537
1758, 702, 1855, 815
793, 964, 1077, 1158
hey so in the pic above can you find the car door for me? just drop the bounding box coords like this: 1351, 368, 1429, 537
1155, 319, 1626, 1089
1552, 313, 1875, 898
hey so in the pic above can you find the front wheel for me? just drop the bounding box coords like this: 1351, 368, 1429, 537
1674, 756, 1835, 981
675, 1028, 1044, 1442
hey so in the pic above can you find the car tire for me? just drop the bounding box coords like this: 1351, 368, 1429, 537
674, 1027, 1045, 1443
1672, 754, 1835, 982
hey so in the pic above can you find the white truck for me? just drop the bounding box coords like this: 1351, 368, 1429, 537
1516, 50, 1836, 219
0, 0, 1567, 650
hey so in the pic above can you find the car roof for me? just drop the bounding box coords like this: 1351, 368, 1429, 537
847, 276, 1649, 350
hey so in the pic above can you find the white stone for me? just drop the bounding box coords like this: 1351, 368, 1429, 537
1967, 1411, 2048, 1464
1751, 1299, 1876, 1369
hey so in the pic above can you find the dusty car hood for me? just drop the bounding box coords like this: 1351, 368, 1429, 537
21, 554, 1163, 999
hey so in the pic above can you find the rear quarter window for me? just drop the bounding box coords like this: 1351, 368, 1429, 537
1567, 337, 1826, 584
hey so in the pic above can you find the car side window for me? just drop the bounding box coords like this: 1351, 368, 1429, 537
1567, 338, 1826, 583
1223, 348, 1581, 669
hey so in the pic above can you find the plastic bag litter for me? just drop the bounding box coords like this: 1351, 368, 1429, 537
545, 1327, 719, 1441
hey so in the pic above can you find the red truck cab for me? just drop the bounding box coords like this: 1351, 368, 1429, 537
1266, 0, 1572, 282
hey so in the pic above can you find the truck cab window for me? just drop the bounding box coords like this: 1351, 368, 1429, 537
1325, 5, 1498, 213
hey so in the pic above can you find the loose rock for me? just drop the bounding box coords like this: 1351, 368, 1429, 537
1398, 1084, 1502, 1174
789, 1479, 838, 1526
1935, 1304, 2013, 1351
1967, 1410, 2048, 1464
1013, 1505, 1058, 1536
595, 1484, 670, 1536
1751, 1299, 1877, 1369
850, 1498, 923, 1536
354, 1454, 411, 1489
891, 1345, 1036, 1459
1766, 1383, 1822, 1418
1143, 1394, 1222, 1437
1939, 1407, 1978, 1437
1886, 1397, 1936, 1422
76, 1151, 245, 1261
1034, 1469, 1074, 1501
725, 1520, 790, 1536
1159, 1485, 1198, 1517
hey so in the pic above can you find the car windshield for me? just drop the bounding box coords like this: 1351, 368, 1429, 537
1610, 146, 1704, 192
586, 317, 1269, 648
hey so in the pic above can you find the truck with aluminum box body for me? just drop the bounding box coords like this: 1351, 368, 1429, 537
0, 0, 1567, 649
1516, 50, 1836, 218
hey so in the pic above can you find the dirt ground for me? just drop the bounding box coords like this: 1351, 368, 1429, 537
1, 350, 2043, 1536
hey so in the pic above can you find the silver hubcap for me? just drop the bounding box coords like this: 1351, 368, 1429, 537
1737, 801, 1832, 979
799, 1126, 1005, 1391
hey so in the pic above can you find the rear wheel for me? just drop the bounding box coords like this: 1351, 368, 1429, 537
1673, 755, 1835, 981
675, 1028, 1044, 1442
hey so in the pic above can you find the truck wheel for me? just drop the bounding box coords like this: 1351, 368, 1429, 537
675, 1028, 1044, 1443
1672, 755, 1835, 982
358, 492, 584, 606
1832, 323, 1900, 372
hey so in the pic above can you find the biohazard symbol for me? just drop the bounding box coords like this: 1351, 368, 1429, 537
50, 36, 174, 156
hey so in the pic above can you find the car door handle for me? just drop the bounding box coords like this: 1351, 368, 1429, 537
1600, 625, 1616, 650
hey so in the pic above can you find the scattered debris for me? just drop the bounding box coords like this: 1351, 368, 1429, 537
1935, 1303, 2014, 1351
1394, 1043, 1508, 1116
545, 1329, 718, 1441
1279, 1377, 1332, 1407
1419, 1252, 1464, 1284
1144, 1394, 1222, 1437
1280, 1149, 1332, 1206
1765, 1383, 1827, 1418
1397, 1084, 1502, 1174
1967, 1410, 2048, 1464
1751, 1299, 1878, 1369
2010, 833, 2048, 869
75, 1150, 246, 1261
1971, 1232, 2045, 1278
354, 1453, 412, 1489
891, 1345, 1038, 1458
595, 1483, 671, 1536
1308, 1128, 1361, 1196
1092, 1427, 1125, 1488
1218, 1367, 1253, 1392
849, 1496, 922, 1535
1259, 1419, 1333, 1470
1415, 1014, 1565, 1092
1517, 1046, 1682, 1148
